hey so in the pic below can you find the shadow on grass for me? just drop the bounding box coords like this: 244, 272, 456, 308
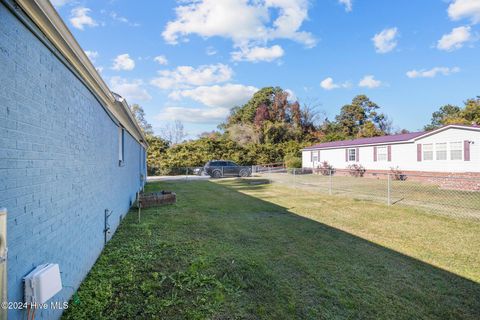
63, 179, 480, 320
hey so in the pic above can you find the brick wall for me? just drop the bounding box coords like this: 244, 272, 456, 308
0, 3, 146, 319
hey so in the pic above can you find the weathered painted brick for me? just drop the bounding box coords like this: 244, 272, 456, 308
0, 2, 147, 319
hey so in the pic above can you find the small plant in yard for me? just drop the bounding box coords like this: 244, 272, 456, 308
390, 166, 407, 181
347, 164, 366, 177
284, 154, 302, 174
317, 161, 335, 176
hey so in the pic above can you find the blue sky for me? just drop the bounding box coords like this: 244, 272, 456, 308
52, 0, 480, 137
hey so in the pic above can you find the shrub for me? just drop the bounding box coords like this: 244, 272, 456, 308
284, 155, 302, 169
390, 167, 407, 181
347, 164, 366, 177
317, 161, 335, 176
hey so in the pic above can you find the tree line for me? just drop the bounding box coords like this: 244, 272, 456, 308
129, 89, 479, 175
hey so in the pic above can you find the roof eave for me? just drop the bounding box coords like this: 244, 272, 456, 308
14, 0, 147, 148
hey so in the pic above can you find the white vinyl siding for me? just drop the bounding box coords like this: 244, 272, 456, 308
301, 127, 479, 173
435, 143, 447, 160
450, 141, 463, 160
377, 146, 387, 162
423, 143, 433, 161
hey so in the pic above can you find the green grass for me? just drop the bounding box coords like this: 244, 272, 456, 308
62, 179, 480, 319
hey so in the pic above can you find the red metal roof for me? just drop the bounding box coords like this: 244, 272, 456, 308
303, 124, 480, 150
304, 131, 425, 150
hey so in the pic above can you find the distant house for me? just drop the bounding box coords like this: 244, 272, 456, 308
302, 125, 479, 174
1, 1, 147, 319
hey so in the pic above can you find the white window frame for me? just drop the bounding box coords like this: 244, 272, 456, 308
450, 141, 463, 160
435, 142, 447, 161
377, 146, 387, 162
423, 143, 433, 161
119, 127, 125, 166
348, 148, 356, 162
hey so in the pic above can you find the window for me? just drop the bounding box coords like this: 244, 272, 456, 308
348, 148, 356, 162
436, 143, 447, 160
377, 146, 387, 162
450, 141, 462, 160
118, 127, 125, 166
423, 144, 433, 161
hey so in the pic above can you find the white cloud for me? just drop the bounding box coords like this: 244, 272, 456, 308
437, 26, 472, 51
155, 106, 230, 123
162, 0, 316, 48
112, 54, 135, 71
320, 77, 350, 90
206, 46, 217, 56
110, 76, 151, 101
70, 7, 98, 30
358, 75, 382, 88
110, 12, 140, 27
150, 64, 233, 90
84, 50, 98, 63
372, 27, 398, 53
285, 89, 296, 101
154, 55, 168, 65
448, 0, 480, 24
51, 0, 73, 7
338, 0, 353, 12
169, 84, 258, 108
231, 45, 284, 62
406, 66, 460, 78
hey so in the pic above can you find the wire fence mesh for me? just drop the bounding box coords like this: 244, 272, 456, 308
253, 167, 480, 220
147, 165, 480, 220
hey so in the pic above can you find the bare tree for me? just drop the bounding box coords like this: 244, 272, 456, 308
300, 98, 326, 130
159, 120, 187, 145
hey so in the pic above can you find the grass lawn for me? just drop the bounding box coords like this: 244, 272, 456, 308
261, 172, 480, 219
62, 179, 480, 319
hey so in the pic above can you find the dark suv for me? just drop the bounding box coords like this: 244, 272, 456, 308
204, 160, 251, 178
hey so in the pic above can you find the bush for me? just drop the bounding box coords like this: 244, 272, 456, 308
390, 167, 407, 181
284, 155, 302, 169
347, 164, 366, 177
317, 161, 335, 176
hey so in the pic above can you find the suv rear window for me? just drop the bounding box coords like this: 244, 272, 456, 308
210, 161, 226, 166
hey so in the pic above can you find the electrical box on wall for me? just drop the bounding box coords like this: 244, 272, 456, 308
24, 263, 62, 304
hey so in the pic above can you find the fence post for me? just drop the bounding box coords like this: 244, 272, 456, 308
185, 167, 188, 182
0, 208, 7, 320
293, 168, 297, 195
387, 174, 391, 206
329, 170, 333, 195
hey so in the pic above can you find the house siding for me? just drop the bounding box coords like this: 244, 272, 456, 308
0, 3, 146, 319
302, 127, 480, 173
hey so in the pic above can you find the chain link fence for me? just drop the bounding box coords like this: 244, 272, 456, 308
147, 165, 480, 220
253, 167, 480, 220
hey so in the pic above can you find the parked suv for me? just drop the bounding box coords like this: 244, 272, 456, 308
204, 160, 252, 178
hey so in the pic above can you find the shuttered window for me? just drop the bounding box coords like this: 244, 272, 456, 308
423, 143, 433, 161
450, 141, 462, 160
348, 148, 356, 161
377, 146, 387, 162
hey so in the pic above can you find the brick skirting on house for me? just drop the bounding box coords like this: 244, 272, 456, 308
324, 169, 480, 191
